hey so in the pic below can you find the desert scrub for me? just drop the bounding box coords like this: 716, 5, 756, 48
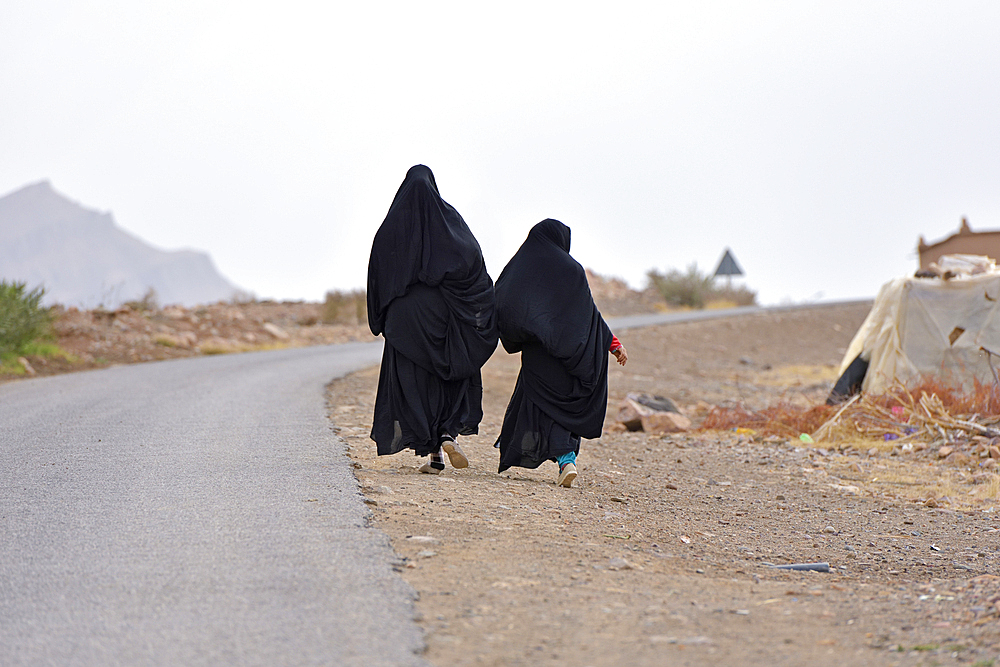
323, 289, 366, 325
647, 264, 757, 308
123, 288, 159, 312
0, 280, 53, 356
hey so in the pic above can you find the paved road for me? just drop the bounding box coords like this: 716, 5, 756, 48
607, 298, 872, 331
0, 341, 428, 667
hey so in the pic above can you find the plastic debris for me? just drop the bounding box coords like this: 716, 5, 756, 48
769, 562, 831, 573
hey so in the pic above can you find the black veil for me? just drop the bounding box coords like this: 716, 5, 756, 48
493, 219, 614, 471
367, 165, 498, 457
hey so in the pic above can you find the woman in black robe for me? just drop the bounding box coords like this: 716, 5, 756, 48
493, 219, 627, 487
367, 165, 498, 473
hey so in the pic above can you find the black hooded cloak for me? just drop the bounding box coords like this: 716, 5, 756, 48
367, 165, 498, 457
493, 219, 614, 472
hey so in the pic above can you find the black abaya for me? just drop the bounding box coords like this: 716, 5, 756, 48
493, 219, 614, 472
367, 165, 498, 457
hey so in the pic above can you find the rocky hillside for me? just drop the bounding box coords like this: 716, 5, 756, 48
3, 271, 662, 381
6, 301, 375, 379
0, 181, 244, 308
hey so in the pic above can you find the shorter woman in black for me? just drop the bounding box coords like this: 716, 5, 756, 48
493, 219, 627, 487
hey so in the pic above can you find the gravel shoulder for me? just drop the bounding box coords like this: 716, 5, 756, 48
328, 303, 1000, 666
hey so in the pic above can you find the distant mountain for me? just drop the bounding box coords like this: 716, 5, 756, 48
0, 181, 246, 308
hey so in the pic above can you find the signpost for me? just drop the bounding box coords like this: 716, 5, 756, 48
713, 248, 743, 288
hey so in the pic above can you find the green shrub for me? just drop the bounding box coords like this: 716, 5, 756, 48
0, 280, 52, 356
323, 289, 367, 325
647, 264, 714, 308
647, 264, 757, 308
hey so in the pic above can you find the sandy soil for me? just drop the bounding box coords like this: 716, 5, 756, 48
328, 303, 1000, 667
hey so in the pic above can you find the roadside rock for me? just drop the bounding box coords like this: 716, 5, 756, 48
617, 392, 691, 433
262, 322, 290, 340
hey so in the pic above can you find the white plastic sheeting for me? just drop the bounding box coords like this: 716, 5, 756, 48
841, 271, 1000, 394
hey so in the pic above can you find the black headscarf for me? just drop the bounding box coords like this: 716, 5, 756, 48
494, 219, 613, 470
496, 218, 611, 390
367, 165, 494, 339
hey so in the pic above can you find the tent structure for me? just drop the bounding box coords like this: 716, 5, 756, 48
831, 256, 1000, 401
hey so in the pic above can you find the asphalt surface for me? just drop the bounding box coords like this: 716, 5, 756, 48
606, 298, 873, 331
0, 341, 429, 667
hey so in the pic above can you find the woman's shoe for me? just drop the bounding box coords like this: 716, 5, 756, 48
557, 462, 577, 488
441, 436, 469, 469
419, 449, 446, 474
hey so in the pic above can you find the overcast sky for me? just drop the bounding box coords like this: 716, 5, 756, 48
3, 1, 1000, 305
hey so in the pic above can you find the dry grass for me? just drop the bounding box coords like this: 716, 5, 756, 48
701, 402, 834, 437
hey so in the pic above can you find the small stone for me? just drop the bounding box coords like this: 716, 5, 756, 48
416, 550, 437, 559
608, 557, 634, 570
406, 535, 440, 544
640, 411, 692, 434
945, 452, 975, 466
924, 498, 938, 508
262, 322, 290, 340
990, 446, 1000, 460
822, 526, 837, 534
938, 446, 954, 459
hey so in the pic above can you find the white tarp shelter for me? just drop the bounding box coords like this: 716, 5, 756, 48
841, 256, 1000, 394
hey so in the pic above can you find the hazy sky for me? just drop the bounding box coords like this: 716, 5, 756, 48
3, 1, 1000, 305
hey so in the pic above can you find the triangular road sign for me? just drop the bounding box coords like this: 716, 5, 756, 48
713, 248, 743, 277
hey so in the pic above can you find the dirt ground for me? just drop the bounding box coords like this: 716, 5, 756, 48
328, 303, 1000, 667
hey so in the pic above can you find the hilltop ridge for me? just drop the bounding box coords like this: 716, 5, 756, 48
0, 181, 244, 308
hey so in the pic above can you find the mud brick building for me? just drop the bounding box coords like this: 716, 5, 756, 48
918, 217, 1000, 269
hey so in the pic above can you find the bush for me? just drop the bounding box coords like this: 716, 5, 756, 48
712, 282, 758, 307
647, 264, 757, 309
123, 288, 159, 312
0, 280, 52, 356
323, 289, 367, 325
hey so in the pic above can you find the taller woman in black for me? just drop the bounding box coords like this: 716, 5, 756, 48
367, 165, 498, 473
494, 219, 627, 487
